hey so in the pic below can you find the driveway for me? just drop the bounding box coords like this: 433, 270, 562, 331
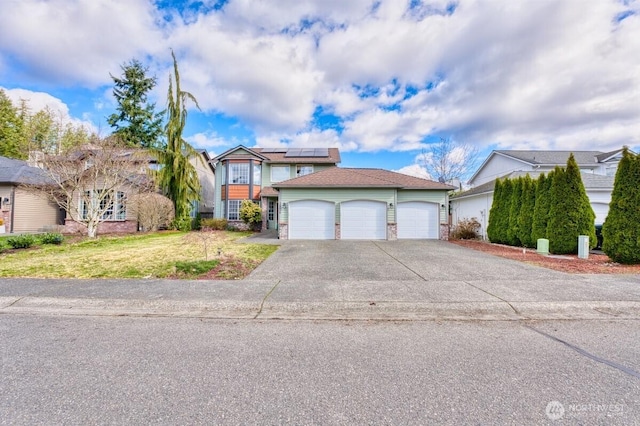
248, 239, 565, 282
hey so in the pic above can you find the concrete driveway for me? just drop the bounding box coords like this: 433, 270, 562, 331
249, 239, 565, 282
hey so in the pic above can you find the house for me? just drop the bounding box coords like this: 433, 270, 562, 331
190, 150, 216, 219
451, 149, 625, 239
0, 155, 62, 233
212, 146, 454, 240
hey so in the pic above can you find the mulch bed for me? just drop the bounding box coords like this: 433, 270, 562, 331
449, 239, 640, 274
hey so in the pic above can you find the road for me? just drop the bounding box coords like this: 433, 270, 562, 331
1, 315, 638, 424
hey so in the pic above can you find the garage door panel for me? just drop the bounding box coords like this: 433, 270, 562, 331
289, 200, 335, 240
397, 201, 438, 239
341, 201, 387, 240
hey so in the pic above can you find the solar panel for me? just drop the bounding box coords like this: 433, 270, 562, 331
284, 147, 330, 157
262, 148, 288, 153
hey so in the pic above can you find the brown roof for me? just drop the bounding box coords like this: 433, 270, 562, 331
273, 167, 454, 190
260, 186, 279, 197
253, 148, 341, 164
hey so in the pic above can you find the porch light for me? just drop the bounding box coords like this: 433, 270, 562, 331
281, 202, 287, 210
388, 202, 394, 209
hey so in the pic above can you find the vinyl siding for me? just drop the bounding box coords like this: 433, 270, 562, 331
262, 163, 335, 187
13, 188, 59, 232
279, 188, 395, 224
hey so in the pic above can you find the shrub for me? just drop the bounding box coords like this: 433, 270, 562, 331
507, 177, 523, 246
7, 234, 37, 249
129, 193, 175, 231
239, 200, 262, 227
486, 179, 503, 243
201, 218, 228, 231
39, 232, 64, 245
172, 216, 193, 232
531, 172, 552, 243
0, 239, 7, 253
547, 155, 596, 254
451, 218, 481, 240
517, 175, 536, 248
602, 148, 640, 264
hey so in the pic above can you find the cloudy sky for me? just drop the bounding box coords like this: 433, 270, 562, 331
1, 0, 639, 179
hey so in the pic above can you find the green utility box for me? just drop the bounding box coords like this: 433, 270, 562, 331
537, 238, 549, 255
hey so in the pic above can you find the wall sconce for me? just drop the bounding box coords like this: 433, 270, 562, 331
388, 202, 394, 209
281, 202, 287, 210
441, 203, 446, 209
2, 197, 10, 205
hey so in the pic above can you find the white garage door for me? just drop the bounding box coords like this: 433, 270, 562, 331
341, 200, 387, 240
397, 201, 438, 239
288, 200, 335, 239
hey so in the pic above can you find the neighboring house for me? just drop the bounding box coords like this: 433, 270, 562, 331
212, 146, 454, 240
451, 149, 625, 239
0, 156, 62, 233
190, 150, 216, 218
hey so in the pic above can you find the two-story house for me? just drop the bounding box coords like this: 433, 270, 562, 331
450, 149, 626, 239
212, 146, 454, 240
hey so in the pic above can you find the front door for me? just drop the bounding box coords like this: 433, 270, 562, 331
268, 199, 278, 230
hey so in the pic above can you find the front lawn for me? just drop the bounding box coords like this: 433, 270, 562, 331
0, 231, 277, 279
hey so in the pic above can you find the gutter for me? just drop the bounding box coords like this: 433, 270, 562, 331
10, 186, 16, 233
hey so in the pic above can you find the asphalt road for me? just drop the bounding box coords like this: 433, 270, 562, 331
1, 315, 638, 425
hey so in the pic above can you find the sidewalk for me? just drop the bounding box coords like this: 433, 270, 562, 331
1, 275, 639, 321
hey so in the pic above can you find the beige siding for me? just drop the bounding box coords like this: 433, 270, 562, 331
13, 188, 59, 233
190, 155, 215, 214
397, 190, 448, 223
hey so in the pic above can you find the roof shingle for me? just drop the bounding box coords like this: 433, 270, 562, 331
273, 167, 454, 190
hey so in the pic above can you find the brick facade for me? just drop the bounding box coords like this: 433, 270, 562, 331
387, 223, 397, 240
0, 209, 10, 234
439, 223, 450, 241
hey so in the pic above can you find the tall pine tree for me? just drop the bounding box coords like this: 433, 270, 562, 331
602, 148, 640, 264
0, 89, 25, 159
108, 59, 164, 149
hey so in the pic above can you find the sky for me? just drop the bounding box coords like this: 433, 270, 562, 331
1, 0, 639, 181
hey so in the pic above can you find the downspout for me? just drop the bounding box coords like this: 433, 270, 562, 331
224, 160, 230, 219
248, 159, 254, 200
10, 186, 16, 233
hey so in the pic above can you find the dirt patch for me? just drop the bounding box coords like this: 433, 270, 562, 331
450, 239, 640, 274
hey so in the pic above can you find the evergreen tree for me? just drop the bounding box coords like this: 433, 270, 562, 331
547, 155, 596, 254
486, 179, 502, 243
531, 172, 552, 243
507, 177, 523, 246
0, 89, 25, 159
156, 50, 202, 231
517, 174, 536, 248
497, 178, 513, 244
602, 148, 640, 264
107, 59, 164, 149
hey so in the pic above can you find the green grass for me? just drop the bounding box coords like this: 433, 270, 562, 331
0, 231, 278, 279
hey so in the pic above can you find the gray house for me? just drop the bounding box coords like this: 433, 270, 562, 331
451, 149, 624, 239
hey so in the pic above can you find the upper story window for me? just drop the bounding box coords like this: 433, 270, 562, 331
296, 165, 313, 177
271, 165, 290, 183
253, 164, 261, 184
229, 163, 249, 184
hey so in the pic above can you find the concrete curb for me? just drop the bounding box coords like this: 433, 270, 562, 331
2, 296, 640, 321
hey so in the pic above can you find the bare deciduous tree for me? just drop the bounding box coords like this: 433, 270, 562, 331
128, 192, 175, 231
21, 136, 154, 238
420, 138, 480, 187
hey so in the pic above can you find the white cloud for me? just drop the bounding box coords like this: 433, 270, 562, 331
0, 0, 164, 86
2, 0, 640, 154
393, 164, 432, 180
186, 131, 236, 150
1, 87, 96, 133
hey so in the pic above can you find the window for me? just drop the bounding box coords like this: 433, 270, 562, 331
253, 164, 261, 184
81, 190, 126, 221
271, 165, 290, 182
228, 200, 241, 221
230, 163, 249, 184
606, 165, 618, 176
296, 165, 313, 176
268, 200, 275, 221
